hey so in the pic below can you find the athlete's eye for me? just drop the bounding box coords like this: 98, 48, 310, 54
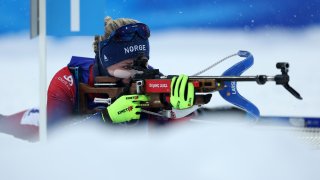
122, 65, 132, 70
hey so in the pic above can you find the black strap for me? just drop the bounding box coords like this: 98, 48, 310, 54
68, 66, 81, 114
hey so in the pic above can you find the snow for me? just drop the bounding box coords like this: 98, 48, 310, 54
1, 28, 320, 180
1, 121, 320, 180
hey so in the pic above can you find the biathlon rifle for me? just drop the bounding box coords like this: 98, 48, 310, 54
79, 50, 302, 118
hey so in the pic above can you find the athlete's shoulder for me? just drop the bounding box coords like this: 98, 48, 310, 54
68, 56, 95, 69
50, 56, 95, 87
68, 56, 95, 84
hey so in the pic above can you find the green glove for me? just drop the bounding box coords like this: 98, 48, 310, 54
170, 74, 195, 109
107, 95, 149, 123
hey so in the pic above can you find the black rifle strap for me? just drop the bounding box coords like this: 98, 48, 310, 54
68, 66, 82, 114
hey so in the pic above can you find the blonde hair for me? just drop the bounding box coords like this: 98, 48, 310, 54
93, 16, 139, 53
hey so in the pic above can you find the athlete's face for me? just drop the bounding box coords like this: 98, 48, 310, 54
106, 59, 135, 84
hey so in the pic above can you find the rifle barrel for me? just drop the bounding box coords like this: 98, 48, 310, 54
187, 75, 275, 84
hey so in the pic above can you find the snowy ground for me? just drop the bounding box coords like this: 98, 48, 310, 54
2, 121, 320, 180
1, 28, 320, 180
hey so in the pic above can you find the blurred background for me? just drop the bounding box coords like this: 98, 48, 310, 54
1, 1, 320, 180
1, 0, 320, 34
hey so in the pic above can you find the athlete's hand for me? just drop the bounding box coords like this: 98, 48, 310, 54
107, 95, 149, 123
170, 74, 195, 109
